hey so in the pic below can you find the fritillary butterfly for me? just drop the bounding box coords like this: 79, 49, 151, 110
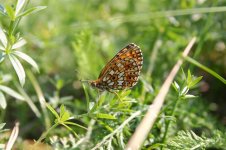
89, 43, 143, 91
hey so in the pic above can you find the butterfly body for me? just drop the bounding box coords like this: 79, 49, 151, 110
90, 43, 143, 91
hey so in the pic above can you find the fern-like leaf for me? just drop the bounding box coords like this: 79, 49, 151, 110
167, 130, 226, 150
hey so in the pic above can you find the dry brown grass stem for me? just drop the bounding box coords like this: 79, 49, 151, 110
126, 37, 197, 150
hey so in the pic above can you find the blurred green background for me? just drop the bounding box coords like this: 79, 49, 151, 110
0, 0, 226, 149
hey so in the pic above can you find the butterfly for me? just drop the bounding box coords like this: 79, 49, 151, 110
89, 43, 143, 92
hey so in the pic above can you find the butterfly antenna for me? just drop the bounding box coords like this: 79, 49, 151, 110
74, 70, 93, 84
79, 79, 91, 83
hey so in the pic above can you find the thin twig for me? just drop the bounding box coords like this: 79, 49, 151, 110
126, 37, 196, 150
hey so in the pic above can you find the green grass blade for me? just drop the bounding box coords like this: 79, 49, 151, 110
185, 56, 226, 84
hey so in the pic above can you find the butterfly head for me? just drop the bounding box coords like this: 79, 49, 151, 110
80, 80, 95, 86
90, 80, 107, 91
80, 79, 103, 90
89, 80, 100, 88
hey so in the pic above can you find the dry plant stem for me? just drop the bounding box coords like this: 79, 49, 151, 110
27, 71, 51, 129
91, 110, 142, 150
126, 37, 196, 150
5, 122, 19, 150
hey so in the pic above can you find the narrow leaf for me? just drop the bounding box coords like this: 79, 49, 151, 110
61, 123, 79, 138
172, 81, 180, 92
183, 94, 197, 99
17, 6, 47, 18
174, 81, 180, 90
0, 85, 24, 100
94, 113, 116, 120
46, 103, 60, 119
15, 0, 25, 16
8, 54, 26, 86
5, 5, 15, 20
189, 76, 203, 88
89, 102, 95, 111
97, 120, 114, 132
13, 51, 39, 72
0, 27, 7, 48
61, 111, 70, 122
181, 86, 189, 95
12, 38, 26, 49
187, 70, 192, 84
185, 56, 226, 84
64, 121, 88, 130
0, 91, 7, 109
0, 123, 6, 130
60, 104, 65, 118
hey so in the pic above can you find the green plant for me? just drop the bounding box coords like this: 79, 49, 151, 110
0, 123, 8, 149
0, 0, 45, 109
36, 104, 87, 144
168, 130, 226, 150
1, 0, 226, 149
163, 70, 203, 144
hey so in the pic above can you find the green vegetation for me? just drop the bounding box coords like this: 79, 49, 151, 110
0, 0, 226, 149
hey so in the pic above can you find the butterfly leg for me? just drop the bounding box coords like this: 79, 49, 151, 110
107, 89, 121, 101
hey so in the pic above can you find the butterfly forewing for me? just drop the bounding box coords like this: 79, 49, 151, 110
90, 43, 143, 91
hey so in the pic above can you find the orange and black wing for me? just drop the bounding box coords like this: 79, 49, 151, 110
96, 43, 143, 90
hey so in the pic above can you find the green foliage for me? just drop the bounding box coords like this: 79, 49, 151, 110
0, 123, 9, 149
0, 85, 24, 108
168, 130, 226, 150
185, 56, 226, 84
172, 69, 202, 99
0, 0, 41, 86
0, 0, 226, 149
37, 103, 87, 142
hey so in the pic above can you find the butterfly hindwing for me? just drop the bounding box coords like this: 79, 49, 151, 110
95, 43, 143, 90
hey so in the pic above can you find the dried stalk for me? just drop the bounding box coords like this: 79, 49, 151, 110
126, 37, 197, 150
